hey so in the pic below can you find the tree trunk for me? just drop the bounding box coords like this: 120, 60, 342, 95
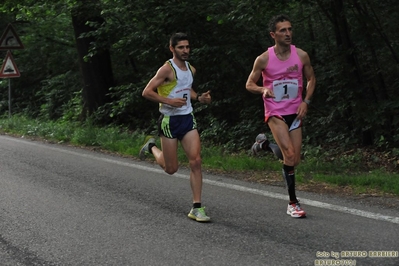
71, 3, 114, 120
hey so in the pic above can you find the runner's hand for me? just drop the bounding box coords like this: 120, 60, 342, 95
263, 88, 275, 98
199, 90, 212, 104
296, 102, 308, 119
169, 97, 187, 108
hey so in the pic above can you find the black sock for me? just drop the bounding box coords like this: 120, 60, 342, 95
193, 202, 201, 209
260, 139, 270, 151
283, 165, 297, 203
148, 143, 156, 154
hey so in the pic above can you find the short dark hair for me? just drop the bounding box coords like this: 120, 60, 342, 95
268, 14, 291, 32
170, 32, 189, 47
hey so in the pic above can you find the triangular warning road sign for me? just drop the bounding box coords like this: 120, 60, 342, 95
0, 24, 24, 50
0, 50, 20, 78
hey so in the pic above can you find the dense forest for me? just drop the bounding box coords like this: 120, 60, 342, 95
0, 0, 398, 153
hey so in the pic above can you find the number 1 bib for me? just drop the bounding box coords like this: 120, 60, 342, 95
272, 79, 299, 102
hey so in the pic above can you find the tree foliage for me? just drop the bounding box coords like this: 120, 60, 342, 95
0, 0, 398, 151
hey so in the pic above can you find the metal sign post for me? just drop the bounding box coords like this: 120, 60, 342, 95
8, 78, 11, 118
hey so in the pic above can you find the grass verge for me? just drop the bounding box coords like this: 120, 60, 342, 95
0, 115, 398, 197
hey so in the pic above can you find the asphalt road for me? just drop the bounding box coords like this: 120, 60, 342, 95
0, 135, 398, 266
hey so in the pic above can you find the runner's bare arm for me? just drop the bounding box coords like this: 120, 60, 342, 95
246, 53, 274, 98
296, 49, 316, 118
142, 64, 187, 107
299, 49, 316, 102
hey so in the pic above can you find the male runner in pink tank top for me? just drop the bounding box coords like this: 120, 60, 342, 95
246, 14, 316, 218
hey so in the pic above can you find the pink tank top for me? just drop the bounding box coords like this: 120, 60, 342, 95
262, 45, 303, 120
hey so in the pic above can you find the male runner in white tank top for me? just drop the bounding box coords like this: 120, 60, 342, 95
140, 32, 212, 222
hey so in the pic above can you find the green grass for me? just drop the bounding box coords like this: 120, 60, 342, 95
1, 115, 398, 196
308, 171, 399, 195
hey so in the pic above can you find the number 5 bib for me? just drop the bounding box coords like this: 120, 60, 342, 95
272, 79, 299, 102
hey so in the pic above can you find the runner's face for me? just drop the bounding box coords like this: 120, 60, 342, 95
172, 40, 190, 61
272, 21, 292, 46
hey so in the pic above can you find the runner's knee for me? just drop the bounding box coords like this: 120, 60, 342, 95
189, 157, 202, 170
282, 148, 295, 162
164, 165, 178, 175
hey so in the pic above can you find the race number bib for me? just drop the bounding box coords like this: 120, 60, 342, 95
272, 79, 299, 102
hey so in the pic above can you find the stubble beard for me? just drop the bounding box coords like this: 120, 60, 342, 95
176, 53, 189, 62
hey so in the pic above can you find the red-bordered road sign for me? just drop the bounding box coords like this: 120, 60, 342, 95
0, 24, 24, 50
0, 50, 20, 78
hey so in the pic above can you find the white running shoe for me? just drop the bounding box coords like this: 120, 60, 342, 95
287, 202, 306, 218
188, 207, 211, 222
251, 133, 269, 155
139, 136, 155, 160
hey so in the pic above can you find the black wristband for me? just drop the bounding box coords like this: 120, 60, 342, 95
196, 94, 201, 101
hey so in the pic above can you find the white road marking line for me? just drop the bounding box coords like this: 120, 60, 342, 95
203, 179, 399, 224
7, 136, 399, 225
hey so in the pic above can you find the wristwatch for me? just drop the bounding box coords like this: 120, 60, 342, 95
303, 99, 311, 105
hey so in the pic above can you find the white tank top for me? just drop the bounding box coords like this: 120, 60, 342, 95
157, 59, 194, 116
